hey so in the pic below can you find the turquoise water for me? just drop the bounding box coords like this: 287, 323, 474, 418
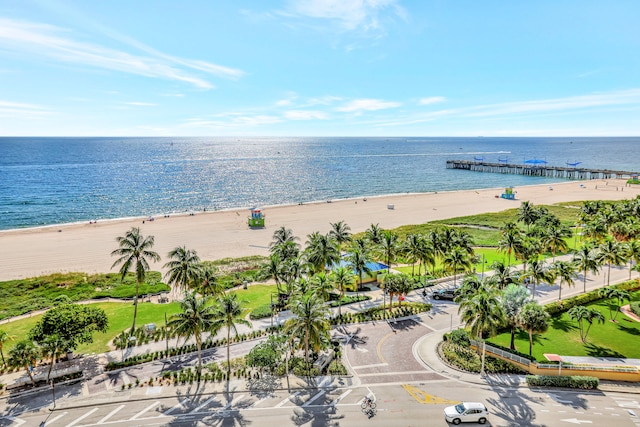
0, 136, 638, 231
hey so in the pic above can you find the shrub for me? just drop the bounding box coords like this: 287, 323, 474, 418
327, 360, 348, 375
545, 280, 640, 316
526, 375, 599, 389
249, 304, 273, 320
441, 341, 526, 374
630, 301, 640, 317
444, 329, 470, 347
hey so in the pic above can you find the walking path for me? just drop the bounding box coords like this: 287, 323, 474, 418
1, 255, 639, 408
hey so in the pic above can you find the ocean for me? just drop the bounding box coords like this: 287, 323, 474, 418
1, 137, 638, 231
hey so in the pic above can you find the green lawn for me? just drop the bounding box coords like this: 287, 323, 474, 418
489, 291, 640, 361
0, 285, 278, 356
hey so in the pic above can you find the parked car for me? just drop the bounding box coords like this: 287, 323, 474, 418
432, 287, 459, 300
444, 402, 489, 425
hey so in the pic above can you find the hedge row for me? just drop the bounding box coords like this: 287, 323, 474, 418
630, 301, 640, 317
441, 341, 526, 374
545, 280, 640, 316
330, 302, 431, 324
526, 375, 599, 389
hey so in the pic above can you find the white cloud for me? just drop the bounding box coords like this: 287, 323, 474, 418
419, 96, 446, 105
183, 114, 282, 129
336, 98, 401, 112
284, 110, 328, 120
283, 0, 406, 34
0, 18, 244, 90
124, 102, 157, 107
0, 100, 52, 118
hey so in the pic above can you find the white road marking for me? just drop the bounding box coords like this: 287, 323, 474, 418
190, 396, 217, 413
45, 412, 67, 426
131, 401, 160, 420
163, 399, 189, 416
302, 390, 325, 407
65, 408, 99, 427
350, 363, 389, 369
330, 389, 352, 406
97, 405, 125, 424
275, 392, 300, 408
4, 416, 25, 426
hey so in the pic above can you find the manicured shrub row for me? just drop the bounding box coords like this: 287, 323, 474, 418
328, 295, 370, 307
545, 280, 640, 316
443, 329, 470, 347
107, 328, 274, 370
526, 375, 599, 389
630, 301, 640, 317
249, 304, 273, 320
330, 302, 431, 324
440, 341, 526, 374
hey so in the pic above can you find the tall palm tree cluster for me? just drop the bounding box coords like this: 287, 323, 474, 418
454, 196, 640, 359
111, 227, 248, 377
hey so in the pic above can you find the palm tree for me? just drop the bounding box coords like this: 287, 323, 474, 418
216, 294, 251, 380
501, 284, 530, 350
543, 224, 571, 262
163, 246, 202, 294
378, 230, 399, 273
599, 238, 627, 286
39, 335, 66, 381
553, 260, 576, 300
498, 226, 521, 266
304, 232, 340, 274
365, 223, 383, 246
568, 306, 605, 343
284, 292, 330, 376
402, 234, 424, 276
259, 254, 285, 295
625, 239, 640, 280
517, 301, 550, 356
443, 247, 472, 287
572, 243, 600, 293
330, 266, 355, 317
517, 201, 540, 232
195, 266, 225, 297
167, 292, 219, 375
329, 220, 352, 247
111, 227, 161, 334
598, 287, 630, 322
488, 261, 516, 289
346, 247, 372, 291
525, 258, 552, 298
8, 340, 41, 386
270, 226, 298, 250
457, 283, 504, 376
0, 329, 15, 366
310, 272, 334, 301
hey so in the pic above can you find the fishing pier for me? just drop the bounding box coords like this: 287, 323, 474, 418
446, 160, 638, 180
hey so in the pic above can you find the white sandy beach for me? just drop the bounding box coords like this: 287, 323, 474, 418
1, 180, 638, 282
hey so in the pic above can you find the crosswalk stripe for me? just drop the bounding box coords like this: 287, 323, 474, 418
275, 392, 300, 408
131, 401, 160, 420
65, 408, 99, 427
163, 399, 188, 416
97, 405, 125, 424
330, 389, 352, 406
190, 396, 217, 413
302, 390, 325, 407
44, 412, 67, 426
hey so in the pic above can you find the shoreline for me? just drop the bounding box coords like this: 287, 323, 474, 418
1, 179, 638, 282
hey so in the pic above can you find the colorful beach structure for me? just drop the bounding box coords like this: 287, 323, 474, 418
248, 208, 265, 228
500, 186, 516, 200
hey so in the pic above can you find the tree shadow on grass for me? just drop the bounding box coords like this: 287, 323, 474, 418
551, 318, 577, 333
584, 343, 625, 358
616, 324, 640, 336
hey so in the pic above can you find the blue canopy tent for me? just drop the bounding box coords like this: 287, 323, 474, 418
524, 159, 548, 165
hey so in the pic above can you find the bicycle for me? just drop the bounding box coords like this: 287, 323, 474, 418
361, 396, 377, 410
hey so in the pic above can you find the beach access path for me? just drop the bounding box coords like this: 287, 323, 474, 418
1, 180, 639, 282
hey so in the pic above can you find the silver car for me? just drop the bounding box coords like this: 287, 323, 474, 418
444, 402, 489, 424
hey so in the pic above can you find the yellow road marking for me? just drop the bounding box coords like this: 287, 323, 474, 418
376, 332, 394, 363
402, 384, 461, 405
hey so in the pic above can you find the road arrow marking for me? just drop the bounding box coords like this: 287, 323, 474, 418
561, 418, 593, 424
549, 393, 573, 404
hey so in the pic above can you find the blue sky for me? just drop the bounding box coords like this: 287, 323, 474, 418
1, 0, 639, 137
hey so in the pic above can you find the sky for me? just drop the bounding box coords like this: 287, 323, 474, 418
1, 0, 639, 137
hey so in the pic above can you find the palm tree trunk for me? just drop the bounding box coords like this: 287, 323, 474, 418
607, 263, 611, 286
26, 364, 35, 386
226, 328, 231, 380
196, 335, 202, 377
510, 327, 516, 350
528, 330, 533, 356
583, 268, 587, 293
131, 280, 140, 334
47, 351, 56, 381
0, 349, 5, 366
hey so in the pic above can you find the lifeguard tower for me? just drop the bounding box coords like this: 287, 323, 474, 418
500, 186, 516, 200
248, 208, 265, 228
